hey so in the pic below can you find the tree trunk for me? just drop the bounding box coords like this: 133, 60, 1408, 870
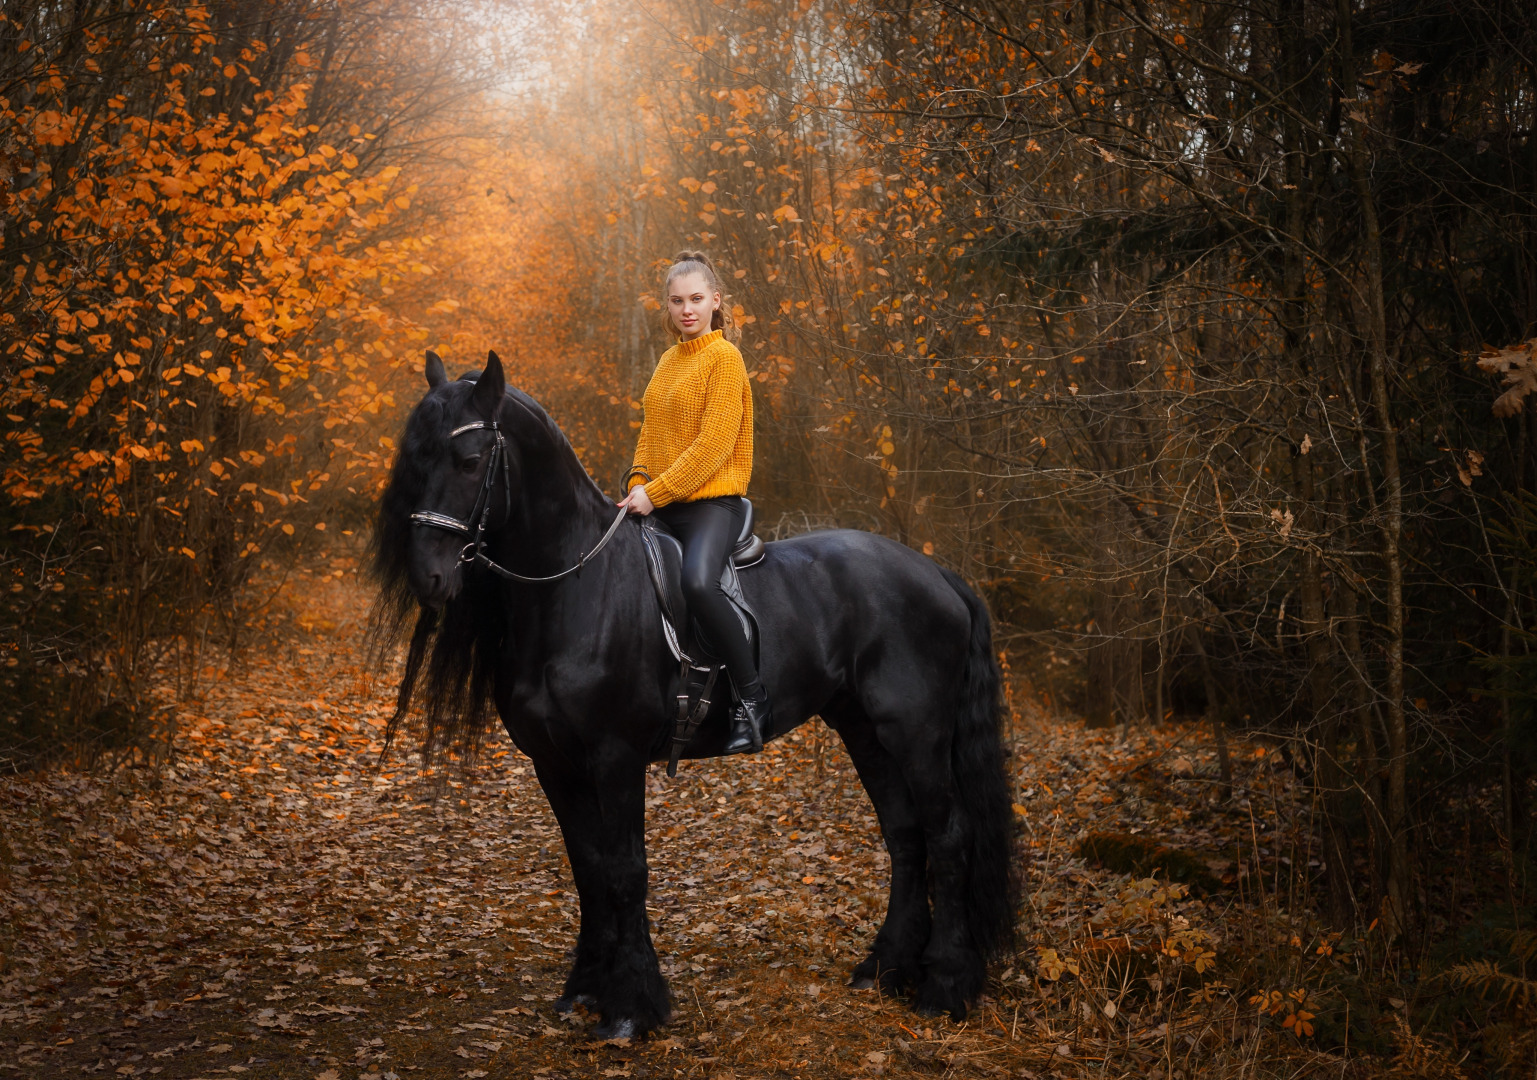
1295, 453, 1355, 925
1337, 572, 1386, 906
1337, 0, 1411, 934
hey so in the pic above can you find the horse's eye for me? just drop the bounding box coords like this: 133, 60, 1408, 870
457, 454, 481, 473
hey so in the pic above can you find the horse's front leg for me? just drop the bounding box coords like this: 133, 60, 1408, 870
535, 757, 670, 1038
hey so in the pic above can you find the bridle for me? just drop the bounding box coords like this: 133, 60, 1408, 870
409, 418, 627, 585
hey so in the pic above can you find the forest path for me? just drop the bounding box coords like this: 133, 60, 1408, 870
1, 554, 1277, 1079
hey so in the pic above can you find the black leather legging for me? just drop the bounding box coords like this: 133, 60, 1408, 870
652, 496, 762, 697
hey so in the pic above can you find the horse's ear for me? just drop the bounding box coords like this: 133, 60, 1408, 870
471, 350, 505, 418
424, 350, 446, 388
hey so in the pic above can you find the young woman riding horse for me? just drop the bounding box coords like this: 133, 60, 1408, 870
616, 252, 770, 755
374, 263, 1017, 1038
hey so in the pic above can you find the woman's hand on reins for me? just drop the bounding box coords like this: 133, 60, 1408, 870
618, 486, 655, 516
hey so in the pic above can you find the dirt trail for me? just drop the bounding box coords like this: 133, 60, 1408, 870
1, 560, 1302, 1079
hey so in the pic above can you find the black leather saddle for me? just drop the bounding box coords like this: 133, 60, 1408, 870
639, 497, 765, 775
639, 497, 763, 668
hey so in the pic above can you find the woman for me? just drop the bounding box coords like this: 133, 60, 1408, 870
617, 252, 771, 755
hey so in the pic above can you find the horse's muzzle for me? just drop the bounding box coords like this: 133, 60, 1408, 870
407, 551, 463, 609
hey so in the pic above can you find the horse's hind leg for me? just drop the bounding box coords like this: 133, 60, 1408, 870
854, 693, 984, 1019
828, 706, 931, 994
900, 758, 981, 1018
535, 760, 671, 1037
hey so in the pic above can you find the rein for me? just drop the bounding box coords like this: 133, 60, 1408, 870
409, 419, 628, 585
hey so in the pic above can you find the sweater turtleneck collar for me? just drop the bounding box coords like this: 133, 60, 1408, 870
674, 329, 724, 356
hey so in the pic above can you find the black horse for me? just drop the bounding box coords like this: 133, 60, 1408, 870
372, 350, 1017, 1037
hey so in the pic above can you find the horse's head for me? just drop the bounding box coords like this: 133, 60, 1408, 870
378, 349, 519, 609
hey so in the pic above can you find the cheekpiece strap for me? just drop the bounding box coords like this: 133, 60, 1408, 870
408, 416, 626, 586
409, 421, 500, 535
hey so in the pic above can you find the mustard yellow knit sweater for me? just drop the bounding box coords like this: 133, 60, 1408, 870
627, 330, 753, 508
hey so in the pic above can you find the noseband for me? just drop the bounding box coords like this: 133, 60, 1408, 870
409, 419, 627, 585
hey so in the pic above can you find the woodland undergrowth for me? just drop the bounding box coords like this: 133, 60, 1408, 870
0, 550, 1502, 1078
8, 1, 1537, 1010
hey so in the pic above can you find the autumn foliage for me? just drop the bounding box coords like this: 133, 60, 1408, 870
5, 0, 1537, 1070
0, 0, 472, 757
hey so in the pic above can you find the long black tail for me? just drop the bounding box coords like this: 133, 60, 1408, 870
939, 567, 1019, 963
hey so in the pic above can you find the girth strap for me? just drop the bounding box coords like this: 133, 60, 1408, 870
667, 660, 719, 778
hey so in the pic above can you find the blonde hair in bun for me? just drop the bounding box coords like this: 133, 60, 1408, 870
664, 250, 736, 338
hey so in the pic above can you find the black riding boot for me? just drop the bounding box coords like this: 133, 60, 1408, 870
724, 681, 773, 755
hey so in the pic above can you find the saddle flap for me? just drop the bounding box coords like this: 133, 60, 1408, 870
644, 526, 687, 635
640, 517, 758, 668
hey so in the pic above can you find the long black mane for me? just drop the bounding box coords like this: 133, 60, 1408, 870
368, 377, 601, 760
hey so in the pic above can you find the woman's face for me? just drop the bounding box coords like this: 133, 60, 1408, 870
667, 271, 720, 341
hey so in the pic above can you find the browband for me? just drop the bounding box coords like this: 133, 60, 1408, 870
409, 510, 471, 534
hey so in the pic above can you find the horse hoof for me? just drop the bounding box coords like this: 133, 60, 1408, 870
554, 993, 596, 1014
914, 985, 968, 1021
593, 1017, 636, 1040
853, 958, 912, 994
